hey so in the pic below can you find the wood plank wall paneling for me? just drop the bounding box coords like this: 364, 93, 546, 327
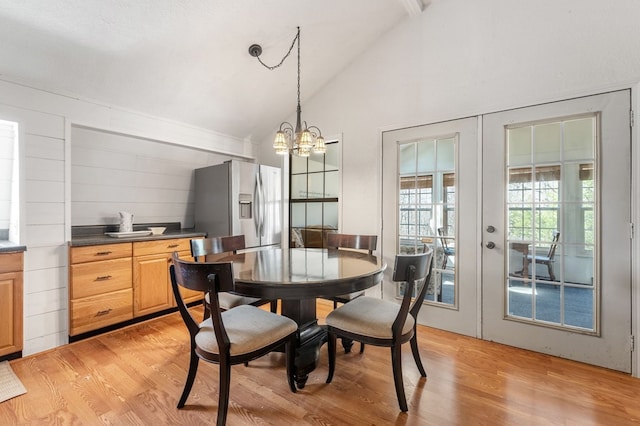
0, 79, 254, 357
70, 126, 233, 227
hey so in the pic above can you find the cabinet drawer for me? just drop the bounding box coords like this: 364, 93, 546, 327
0, 252, 23, 273
70, 288, 133, 336
133, 238, 192, 257
70, 243, 132, 263
70, 258, 132, 299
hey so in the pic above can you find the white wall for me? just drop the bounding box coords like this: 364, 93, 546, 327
0, 79, 256, 356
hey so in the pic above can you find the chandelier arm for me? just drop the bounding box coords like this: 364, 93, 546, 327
253, 27, 300, 71
306, 125, 323, 137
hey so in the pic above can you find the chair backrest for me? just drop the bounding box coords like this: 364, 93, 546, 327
437, 227, 450, 250
547, 231, 560, 259
326, 233, 377, 254
191, 235, 246, 261
170, 252, 234, 349
391, 248, 434, 337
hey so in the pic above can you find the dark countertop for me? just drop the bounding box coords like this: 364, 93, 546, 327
69, 222, 205, 247
69, 231, 206, 247
0, 241, 27, 253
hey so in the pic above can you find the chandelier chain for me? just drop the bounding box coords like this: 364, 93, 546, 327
254, 27, 300, 72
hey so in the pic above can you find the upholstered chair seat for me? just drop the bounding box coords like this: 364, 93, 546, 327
196, 305, 297, 356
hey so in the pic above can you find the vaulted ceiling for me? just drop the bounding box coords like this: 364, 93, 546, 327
0, 0, 426, 143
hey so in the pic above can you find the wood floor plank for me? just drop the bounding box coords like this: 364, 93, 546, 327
1, 300, 638, 425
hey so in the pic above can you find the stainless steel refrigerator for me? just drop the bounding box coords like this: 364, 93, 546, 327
194, 160, 282, 249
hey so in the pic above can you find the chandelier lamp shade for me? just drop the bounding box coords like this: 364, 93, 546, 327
249, 27, 326, 157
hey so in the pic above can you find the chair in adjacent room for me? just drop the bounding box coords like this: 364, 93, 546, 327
170, 253, 297, 425
436, 227, 455, 302
191, 236, 277, 318
325, 248, 434, 412
526, 230, 560, 281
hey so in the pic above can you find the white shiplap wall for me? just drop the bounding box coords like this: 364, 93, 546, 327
71, 127, 233, 227
0, 79, 255, 356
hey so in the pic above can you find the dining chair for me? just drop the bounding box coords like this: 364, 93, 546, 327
325, 248, 434, 412
191, 236, 277, 319
324, 233, 378, 307
170, 252, 297, 426
321, 233, 378, 353
526, 230, 560, 281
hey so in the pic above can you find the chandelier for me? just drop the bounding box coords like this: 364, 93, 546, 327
249, 27, 325, 157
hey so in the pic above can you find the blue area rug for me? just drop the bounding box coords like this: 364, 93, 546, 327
435, 275, 594, 330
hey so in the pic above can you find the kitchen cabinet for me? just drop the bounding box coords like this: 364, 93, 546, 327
68, 236, 202, 337
0, 251, 23, 357
133, 238, 199, 317
69, 243, 133, 336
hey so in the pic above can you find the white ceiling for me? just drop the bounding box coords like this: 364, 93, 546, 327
0, 0, 425, 143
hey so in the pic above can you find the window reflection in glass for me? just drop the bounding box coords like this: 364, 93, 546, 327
397, 135, 457, 306
505, 114, 597, 332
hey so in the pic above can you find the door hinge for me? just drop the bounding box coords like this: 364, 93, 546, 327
631, 335, 635, 352
630, 223, 635, 239
631, 109, 635, 127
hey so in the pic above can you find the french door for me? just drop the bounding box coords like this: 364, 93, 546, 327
381, 91, 632, 372
482, 90, 632, 372
381, 117, 478, 336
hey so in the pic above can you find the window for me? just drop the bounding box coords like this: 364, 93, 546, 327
397, 136, 456, 305
289, 141, 339, 248
0, 119, 19, 242
506, 115, 597, 329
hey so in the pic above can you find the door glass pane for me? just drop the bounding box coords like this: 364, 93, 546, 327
291, 174, 307, 199
291, 203, 305, 228
325, 170, 339, 198
289, 141, 339, 248
533, 122, 561, 163
308, 173, 323, 199
325, 143, 339, 171
505, 115, 597, 331
564, 118, 594, 161
398, 135, 457, 306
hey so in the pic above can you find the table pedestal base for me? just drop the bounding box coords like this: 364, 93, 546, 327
281, 298, 327, 389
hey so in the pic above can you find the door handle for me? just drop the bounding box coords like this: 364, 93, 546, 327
486, 241, 496, 249
487, 225, 496, 233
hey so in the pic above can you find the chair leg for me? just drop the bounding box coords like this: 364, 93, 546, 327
217, 359, 231, 426
270, 300, 278, 313
177, 344, 200, 408
326, 332, 337, 383
285, 339, 297, 393
359, 342, 365, 354
391, 343, 408, 412
333, 300, 338, 310
410, 332, 427, 377
547, 263, 556, 281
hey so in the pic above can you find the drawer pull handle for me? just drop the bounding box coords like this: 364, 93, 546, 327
167, 244, 179, 248
96, 251, 113, 256
95, 275, 112, 281
96, 308, 112, 317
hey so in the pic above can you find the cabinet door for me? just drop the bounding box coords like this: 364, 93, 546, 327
0, 271, 23, 356
133, 253, 173, 317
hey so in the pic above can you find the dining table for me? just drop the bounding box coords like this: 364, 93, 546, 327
217, 247, 386, 389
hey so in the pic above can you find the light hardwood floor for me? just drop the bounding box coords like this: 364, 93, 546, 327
1, 300, 639, 425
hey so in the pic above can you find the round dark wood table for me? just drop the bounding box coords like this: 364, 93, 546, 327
218, 248, 386, 389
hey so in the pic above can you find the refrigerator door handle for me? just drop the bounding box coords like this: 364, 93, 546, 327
253, 173, 261, 236
258, 171, 265, 236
